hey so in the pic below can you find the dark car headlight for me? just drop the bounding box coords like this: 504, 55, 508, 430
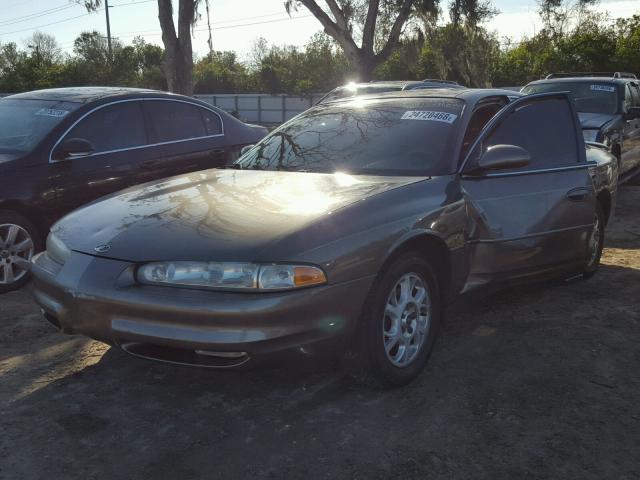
582, 129, 600, 143
136, 261, 327, 291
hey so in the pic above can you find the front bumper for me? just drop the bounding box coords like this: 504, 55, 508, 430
31, 251, 374, 367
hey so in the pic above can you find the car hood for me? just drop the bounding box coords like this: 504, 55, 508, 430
53, 169, 426, 262
0, 152, 22, 165
578, 112, 616, 129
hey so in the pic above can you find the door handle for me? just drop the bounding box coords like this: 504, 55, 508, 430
566, 187, 589, 201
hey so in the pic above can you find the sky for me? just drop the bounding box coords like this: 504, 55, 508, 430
0, 0, 638, 60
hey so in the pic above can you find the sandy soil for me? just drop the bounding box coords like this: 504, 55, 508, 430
0, 187, 639, 480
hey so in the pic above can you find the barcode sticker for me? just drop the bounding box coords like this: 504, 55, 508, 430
590, 85, 615, 93
35, 108, 70, 117
401, 110, 458, 123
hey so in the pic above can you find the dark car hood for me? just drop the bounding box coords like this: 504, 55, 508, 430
53, 169, 425, 262
578, 112, 616, 129
0, 152, 22, 165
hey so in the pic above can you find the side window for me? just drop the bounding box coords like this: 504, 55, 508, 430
624, 85, 634, 111
64, 102, 146, 154
201, 108, 223, 135
629, 83, 640, 107
481, 97, 579, 169
460, 102, 505, 162
146, 100, 207, 142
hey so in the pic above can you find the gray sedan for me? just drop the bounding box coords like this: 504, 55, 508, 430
31, 88, 614, 386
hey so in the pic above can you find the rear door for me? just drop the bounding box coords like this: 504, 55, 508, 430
47, 100, 152, 216
460, 93, 596, 284
137, 100, 228, 183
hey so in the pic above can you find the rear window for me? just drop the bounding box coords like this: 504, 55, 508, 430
238, 97, 464, 176
0, 98, 80, 153
522, 81, 618, 114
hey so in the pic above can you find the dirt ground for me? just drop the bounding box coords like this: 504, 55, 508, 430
1, 187, 639, 480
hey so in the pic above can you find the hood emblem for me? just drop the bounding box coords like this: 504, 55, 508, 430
94, 244, 111, 254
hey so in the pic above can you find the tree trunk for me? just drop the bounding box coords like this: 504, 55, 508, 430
157, 0, 196, 95
294, 0, 415, 82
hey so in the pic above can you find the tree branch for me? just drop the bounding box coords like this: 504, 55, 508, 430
376, 0, 414, 62
298, 0, 360, 60
157, 0, 177, 47
324, 0, 349, 32
361, 0, 380, 55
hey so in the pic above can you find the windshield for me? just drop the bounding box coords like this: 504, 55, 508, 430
522, 82, 618, 114
0, 98, 81, 153
237, 97, 464, 176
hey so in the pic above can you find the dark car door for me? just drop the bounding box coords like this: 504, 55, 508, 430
47, 100, 152, 216
460, 94, 596, 284
137, 100, 228, 183
621, 83, 640, 176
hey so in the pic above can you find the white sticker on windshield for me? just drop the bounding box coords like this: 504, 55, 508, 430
590, 85, 615, 93
401, 110, 458, 123
35, 108, 70, 118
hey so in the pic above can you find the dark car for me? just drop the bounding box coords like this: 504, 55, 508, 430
0, 87, 268, 292
522, 72, 640, 183
316, 79, 464, 104
31, 88, 614, 386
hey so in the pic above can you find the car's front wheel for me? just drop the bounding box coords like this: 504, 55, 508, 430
0, 211, 40, 294
354, 251, 442, 387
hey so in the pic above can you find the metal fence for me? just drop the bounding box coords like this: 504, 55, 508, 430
193, 93, 325, 124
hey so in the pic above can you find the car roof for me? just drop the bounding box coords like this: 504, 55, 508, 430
328, 87, 523, 103
5, 86, 184, 104
526, 77, 633, 86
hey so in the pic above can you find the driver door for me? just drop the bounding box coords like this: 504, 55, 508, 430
47, 101, 153, 217
460, 93, 596, 285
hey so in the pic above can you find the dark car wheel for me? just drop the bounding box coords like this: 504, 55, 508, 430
0, 211, 41, 293
583, 203, 605, 279
353, 251, 442, 387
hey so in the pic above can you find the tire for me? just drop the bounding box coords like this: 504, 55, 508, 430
0, 210, 42, 294
583, 203, 605, 279
350, 251, 443, 388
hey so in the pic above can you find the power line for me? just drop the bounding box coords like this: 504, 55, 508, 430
112, 14, 315, 39
0, 3, 75, 27
110, 11, 304, 37
0, 0, 155, 37
0, 12, 94, 36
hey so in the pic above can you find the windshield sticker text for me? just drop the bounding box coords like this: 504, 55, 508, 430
401, 111, 458, 123
35, 108, 70, 118
590, 85, 615, 93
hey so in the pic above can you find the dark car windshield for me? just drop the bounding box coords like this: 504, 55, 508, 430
237, 97, 464, 176
522, 82, 618, 114
0, 98, 81, 153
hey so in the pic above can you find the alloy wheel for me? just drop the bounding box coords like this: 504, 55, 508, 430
587, 213, 601, 268
0, 223, 34, 286
382, 272, 431, 367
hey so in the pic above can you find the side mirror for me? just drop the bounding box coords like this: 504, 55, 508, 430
624, 106, 640, 120
477, 144, 531, 171
240, 144, 254, 156
54, 138, 94, 160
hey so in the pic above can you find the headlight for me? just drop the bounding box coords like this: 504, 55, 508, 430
46, 232, 71, 265
137, 262, 327, 291
583, 129, 600, 142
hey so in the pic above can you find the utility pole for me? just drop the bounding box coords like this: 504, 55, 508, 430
28, 44, 40, 67
105, 0, 112, 58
